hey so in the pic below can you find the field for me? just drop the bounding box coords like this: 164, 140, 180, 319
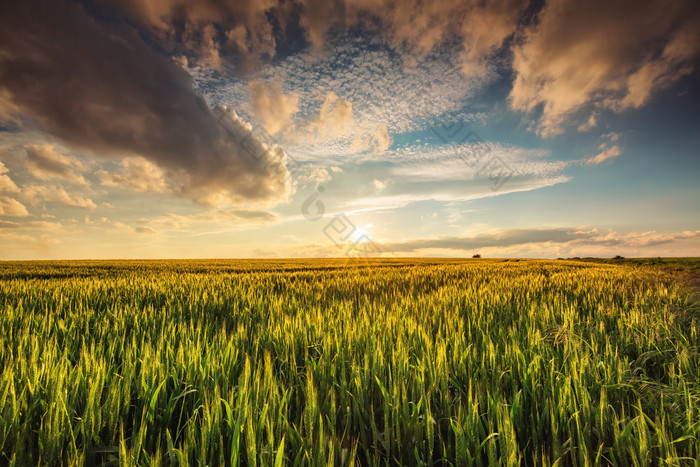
0, 258, 698, 465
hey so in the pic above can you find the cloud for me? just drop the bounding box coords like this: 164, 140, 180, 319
301, 0, 527, 73
220, 209, 277, 223
351, 124, 393, 154
25, 144, 88, 185
101, 0, 525, 75
0, 162, 20, 194
266, 138, 570, 223
84, 216, 158, 234
106, 0, 279, 68
578, 230, 699, 248
0, 220, 63, 232
23, 185, 97, 209
0, 0, 291, 206
373, 179, 387, 191
210, 34, 487, 165
90, 108, 292, 206
198, 24, 223, 70
0, 89, 20, 124
586, 144, 621, 166
577, 113, 597, 132
249, 80, 300, 134
298, 0, 337, 52
381, 228, 596, 252
296, 166, 335, 189
509, 0, 700, 136
457, 230, 700, 258
372, 125, 393, 154
384, 142, 570, 182
307, 91, 354, 140
0, 220, 77, 259
97, 157, 169, 193
376, 228, 700, 256
139, 208, 277, 231
337, 175, 571, 216
0, 197, 29, 217
282, 89, 392, 156
0, 162, 29, 217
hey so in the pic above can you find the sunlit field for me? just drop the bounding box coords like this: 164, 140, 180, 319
0, 258, 699, 465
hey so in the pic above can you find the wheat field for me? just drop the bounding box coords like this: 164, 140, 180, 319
0, 258, 698, 465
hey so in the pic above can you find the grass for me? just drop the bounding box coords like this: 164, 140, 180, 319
0, 258, 698, 465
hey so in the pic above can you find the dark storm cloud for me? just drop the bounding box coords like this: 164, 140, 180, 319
0, 0, 291, 205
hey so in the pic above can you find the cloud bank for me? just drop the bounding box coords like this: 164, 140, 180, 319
375, 228, 700, 256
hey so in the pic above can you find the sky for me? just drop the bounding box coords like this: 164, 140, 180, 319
0, 0, 699, 260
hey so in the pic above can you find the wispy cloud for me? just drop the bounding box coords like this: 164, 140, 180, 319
586, 145, 621, 165
131, 208, 278, 235
329, 175, 572, 217
386, 143, 570, 180
0, 219, 63, 231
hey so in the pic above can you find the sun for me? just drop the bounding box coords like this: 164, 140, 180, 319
350, 223, 373, 243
